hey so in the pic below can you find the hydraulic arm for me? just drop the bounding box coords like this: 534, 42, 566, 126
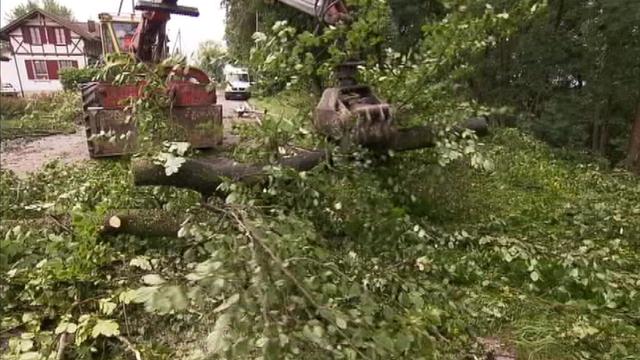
131, 0, 199, 62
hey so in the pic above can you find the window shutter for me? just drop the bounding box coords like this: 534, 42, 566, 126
22, 27, 32, 44
64, 29, 71, 45
25, 60, 35, 79
39, 27, 47, 44
47, 27, 56, 44
46, 60, 60, 79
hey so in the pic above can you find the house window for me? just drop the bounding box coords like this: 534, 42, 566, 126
58, 60, 76, 69
54, 28, 66, 44
33, 60, 48, 80
29, 27, 42, 45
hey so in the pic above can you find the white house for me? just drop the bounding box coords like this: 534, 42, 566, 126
0, 9, 101, 96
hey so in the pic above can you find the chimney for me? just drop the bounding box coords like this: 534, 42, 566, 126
87, 20, 96, 33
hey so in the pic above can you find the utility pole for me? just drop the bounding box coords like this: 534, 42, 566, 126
172, 30, 183, 56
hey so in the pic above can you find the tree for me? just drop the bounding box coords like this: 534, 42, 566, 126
469, 0, 640, 167
195, 40, 227, 82
387, 0, 445, 54
624, 100, 640, 173
221, 0, 316, 62
5, 0, 74, 22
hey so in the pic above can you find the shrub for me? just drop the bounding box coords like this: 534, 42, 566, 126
0, 93, 60, 120
0, 92, 81, 139
0, 96, 30, 120
59, 66, 100, 91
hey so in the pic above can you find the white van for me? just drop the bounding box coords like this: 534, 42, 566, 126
223, 65, 251, 100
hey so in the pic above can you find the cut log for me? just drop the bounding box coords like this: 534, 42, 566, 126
101, 209, 185, 237
132, 151, 328, 196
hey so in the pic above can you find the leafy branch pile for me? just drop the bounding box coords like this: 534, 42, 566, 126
2, 125, 639, 359
1, 0, 639, 359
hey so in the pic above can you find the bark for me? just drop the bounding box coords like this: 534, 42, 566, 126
132, 119, 489, 195
132, 151, 329, 196
372, 118, 486, 152
102, 209, 185, 237
624, 101, 640, 173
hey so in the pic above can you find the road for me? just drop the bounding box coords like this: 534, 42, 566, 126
218, 93, 251, 118
1, 94, 259, 176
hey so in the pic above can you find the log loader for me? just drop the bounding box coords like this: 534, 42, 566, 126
83, 0, 393, 158
82, 0, 222, 158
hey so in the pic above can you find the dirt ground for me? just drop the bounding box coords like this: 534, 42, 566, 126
0, 95, 256, 176
1, 128, 89, 176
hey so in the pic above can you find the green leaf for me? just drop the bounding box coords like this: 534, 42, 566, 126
91, 319, 120, 338
142, 274, 166, 286
99, 299, 117, 316
530, 271, 540, 282
119, 289, 138, 304
168, 142, 190, 156
206, 313, 232, 355
155, 153, 186, 176
18, 352, 40, 360
132, 286, 160, 303
130, 256, 152, 271
214, 293, 240, 313
55, 322, 78, 335
336, 317, 348, 330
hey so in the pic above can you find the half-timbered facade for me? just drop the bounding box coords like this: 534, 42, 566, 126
0, 9, 101, 95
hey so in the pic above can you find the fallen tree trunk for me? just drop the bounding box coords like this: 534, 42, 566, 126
366, 117, 489, 152
132, 119, 489, 195
133, 150, 328, 196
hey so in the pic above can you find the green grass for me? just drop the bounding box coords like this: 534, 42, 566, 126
398, 129, 640, 358
0, 92, 80, 140
0, 116, 77, 140
250, 91, 314, 120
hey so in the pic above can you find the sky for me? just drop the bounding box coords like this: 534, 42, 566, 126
0, 0, 227, 58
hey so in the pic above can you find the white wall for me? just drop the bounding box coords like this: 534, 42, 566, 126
0, 58, 22, 93
2, 54, 88, 94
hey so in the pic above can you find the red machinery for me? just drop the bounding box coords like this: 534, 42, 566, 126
82, 0, 222, 158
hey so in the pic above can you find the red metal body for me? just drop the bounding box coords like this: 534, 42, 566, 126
168, 81, 216, 107
94, 83, 142, 109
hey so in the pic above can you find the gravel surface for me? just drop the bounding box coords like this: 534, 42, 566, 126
0, 94, 259, 175
1, 127, 89, 176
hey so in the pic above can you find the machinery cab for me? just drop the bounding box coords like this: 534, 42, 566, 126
98, 13, 141, 57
